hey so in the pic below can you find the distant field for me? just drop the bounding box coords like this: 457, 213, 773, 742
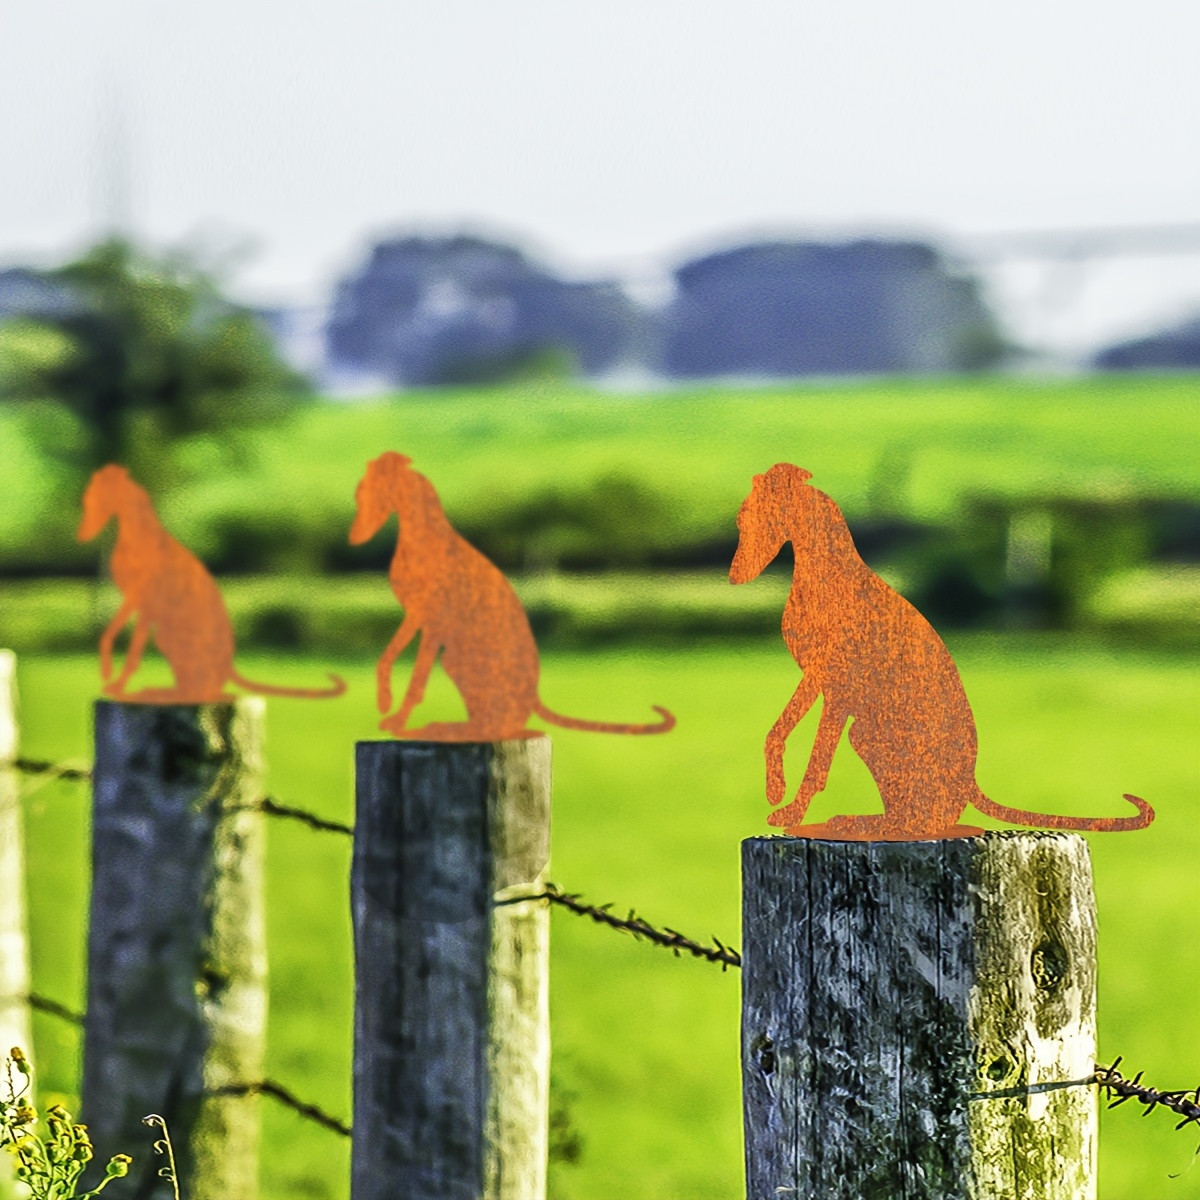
174, 374, 1200, 543
2, 375, 1199, 568
13, 637, 1200, 1200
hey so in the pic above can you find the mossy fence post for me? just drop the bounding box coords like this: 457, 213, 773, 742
742, 832, 1098, 1200
0, 650, 33, 1063
82, 700, 267, 1200
352, 737, 551, 1200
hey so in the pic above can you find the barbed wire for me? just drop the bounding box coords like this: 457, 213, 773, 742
28, 991, 84, 1025
1095, 1059, 1200, 1131
14, 758, 1200, 1146
257, 796, 353, 837
11, 756, 356, 836
25, 994, 352, 1137
506, 884, 742, 970
10, 757, 740, 965
25, 992, 1200, 1145
210, 1080, 351, 1137
11, 757, 94, 784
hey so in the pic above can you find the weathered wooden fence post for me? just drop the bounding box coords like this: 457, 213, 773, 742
742, 832, 1098, 1199
82, 700, 267, 1200
352, 738, 551, 1200
0, 650, 33, 1063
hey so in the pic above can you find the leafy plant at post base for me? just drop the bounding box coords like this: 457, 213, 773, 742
0, 237, 309, 495
1, 1048, 131, 1198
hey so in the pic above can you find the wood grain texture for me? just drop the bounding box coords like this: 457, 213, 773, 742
353, 737, 550, 1200
0, 650, 32, 1066
742, 832, 1097, 1200
83, 700, 266, 1200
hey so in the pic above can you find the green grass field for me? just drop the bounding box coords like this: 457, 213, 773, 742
3, 375, 1199, 573
12, 637, 1200, 1200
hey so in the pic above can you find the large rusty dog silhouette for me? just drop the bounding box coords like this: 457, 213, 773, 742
350, 451, 675, 741
78, 464, 346, 703
730, 463, 1152, 840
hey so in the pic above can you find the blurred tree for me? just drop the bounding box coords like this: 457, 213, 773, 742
0, 238, 308, 489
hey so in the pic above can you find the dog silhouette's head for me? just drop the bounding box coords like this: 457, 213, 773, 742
351, 450, 455, 546
730, 463, 818, 583
350, 452, 413, 544
78, 464, 145, 542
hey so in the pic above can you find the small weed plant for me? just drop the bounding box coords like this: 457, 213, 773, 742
1, 1047, 131, 1198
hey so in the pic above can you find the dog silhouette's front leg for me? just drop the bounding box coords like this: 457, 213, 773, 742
766, 693, 845, 832
765, 675, 819, 806
382, 632, 440, 735
105, 614, 151, 696
795, 700, 847, 807
98, 599, 136, 683
376, 615, 420, 713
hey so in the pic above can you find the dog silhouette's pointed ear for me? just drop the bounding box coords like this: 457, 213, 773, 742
382, 452, 413, 470
369, 451, 414, 483
766, 464, 813, 487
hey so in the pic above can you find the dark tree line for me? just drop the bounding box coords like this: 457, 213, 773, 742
0, 239, 307, 487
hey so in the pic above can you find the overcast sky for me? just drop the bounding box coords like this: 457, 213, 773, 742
2, 0, 1198, 354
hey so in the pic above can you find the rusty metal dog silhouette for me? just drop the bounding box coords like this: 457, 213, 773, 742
78, 464, 347, 703
350, 451, 675, 741
730, 463, 1152, 841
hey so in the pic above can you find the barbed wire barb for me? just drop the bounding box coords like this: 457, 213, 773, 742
1094, 1060, 1200, 1133
501, 883, 743, 969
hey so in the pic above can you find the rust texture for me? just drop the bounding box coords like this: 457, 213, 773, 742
730, 463, 1151, 840
350, 451, 674, 740
77, 465, 345, 703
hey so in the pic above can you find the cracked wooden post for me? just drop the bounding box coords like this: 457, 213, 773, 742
0, 650, 33, 1064
742, 832, 1098, 1200
352, 738, 551, 1200
82, 700, 267, 1200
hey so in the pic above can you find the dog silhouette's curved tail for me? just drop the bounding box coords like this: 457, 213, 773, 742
230, 671, 348, 700
974, 789, 1153, 832
534, 701, 676, 735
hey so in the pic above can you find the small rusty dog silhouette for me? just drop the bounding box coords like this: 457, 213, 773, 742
349, 451, 675, 741
78, 464, 347, 703
730, 463, 1152, 841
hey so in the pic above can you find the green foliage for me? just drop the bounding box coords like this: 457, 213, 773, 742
0, 239, 307, 491
1, 1049, 131, 1198
0, 321, 78, 392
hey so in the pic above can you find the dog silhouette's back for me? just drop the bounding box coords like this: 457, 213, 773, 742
350, 451, 674, 741
730, 463, 1152, 840
78, 464, 346, 704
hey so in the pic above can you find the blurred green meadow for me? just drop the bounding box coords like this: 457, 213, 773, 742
3, 375, 1200, 1198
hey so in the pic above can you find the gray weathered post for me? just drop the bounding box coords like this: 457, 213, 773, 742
0, 650, 33, 1063
352, 738, 551, 1200
742, 833, 1098, 1200
83, 700, 267, 1200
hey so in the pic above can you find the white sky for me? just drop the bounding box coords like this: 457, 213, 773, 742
2, 0, 1199, 355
